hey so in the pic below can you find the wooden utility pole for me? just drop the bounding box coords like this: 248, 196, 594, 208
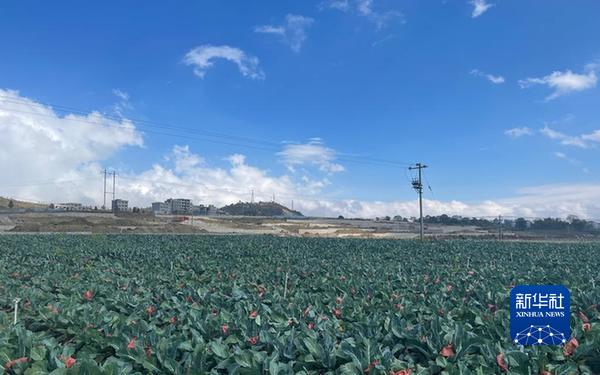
409, 163, 428, 241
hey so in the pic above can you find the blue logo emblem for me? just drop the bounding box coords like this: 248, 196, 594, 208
510, 285, 570, 345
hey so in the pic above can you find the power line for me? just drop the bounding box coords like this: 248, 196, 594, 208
0, 95, 279, 148
0, 109, 410, 168
0, 178, 89, 188
0, 95, 413, 168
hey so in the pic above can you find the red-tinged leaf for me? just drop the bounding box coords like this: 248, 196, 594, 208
440, 344, 454, 358
496, 353, 508, 372
65, 357, 76, 368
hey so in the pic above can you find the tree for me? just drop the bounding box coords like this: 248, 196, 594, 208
514, 218, 528, 231
8, 199, 14, 209
48, 203, 55, 209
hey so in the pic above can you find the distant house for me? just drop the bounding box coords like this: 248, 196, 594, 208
111, 199, 128, 212
56, 203, 83, 211
152, 202, 169, 215
166, 198, 192, 214
152, 198, 193, 214
192, 204, 218, 216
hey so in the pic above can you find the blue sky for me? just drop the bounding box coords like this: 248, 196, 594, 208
1, 1, 600, 218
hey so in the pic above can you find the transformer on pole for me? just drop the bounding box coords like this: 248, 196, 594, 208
409, 163, 428, 241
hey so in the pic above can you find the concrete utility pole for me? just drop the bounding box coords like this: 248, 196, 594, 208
498, 215, 503, 240
112, 171, 116, 203
251, 189, 254, 203
103, 169, 107, 210
409, 163, 428, 241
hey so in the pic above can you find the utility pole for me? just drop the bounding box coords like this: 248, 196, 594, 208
272, 193, 275, 203
498, 215, 503, 240
112, 171, 116, 202
409, 163, 428, 241
251, 189, 254, 203
102, 169, 107, 210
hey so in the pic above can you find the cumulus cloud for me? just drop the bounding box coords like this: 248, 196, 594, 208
255, 14, 314, 53
470, 0, 494, 18
278, 139, 345, 174
289, 184, 600, 219
120, 146, 301, 208
183, 45, 265, 79
0, 89, 142, 204
505, 127, 533, 138
519, 65, 598, 101
117, 146, 600, 219
3, 89, 600, 219
321, 0, 404, 29
470, 69, 505, 84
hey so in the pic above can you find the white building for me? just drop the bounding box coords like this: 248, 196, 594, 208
56, 203, 83, 211
151, 198, 193, 215
112, 199, 128, 212
166, 198, 192, 214
152, 202, 169, 215
193, 204, 218, 216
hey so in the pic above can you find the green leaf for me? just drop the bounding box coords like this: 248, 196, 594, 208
210, 341, 229, 359
30, 346, 47, 361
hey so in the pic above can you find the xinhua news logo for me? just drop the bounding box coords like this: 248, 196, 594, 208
510, 285, 570, 346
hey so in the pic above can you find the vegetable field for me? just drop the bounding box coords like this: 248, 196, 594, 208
1, 235, 599, 374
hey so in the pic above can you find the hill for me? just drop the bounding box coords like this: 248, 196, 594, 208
220, 201, 303, 217
0, 196, 48, 209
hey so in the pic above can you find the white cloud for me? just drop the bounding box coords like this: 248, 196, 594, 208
554, 151, 568, 160
289, 183, 600, 219
112, 89, 129, 101
278, 139, 345, 174
553, 152, 587, 173
255, 14, 314, 53
120, 146, 301, 208
519, 65, 598, 100
505, 127, 533, 138
539, 125, 595, 148
0, 89, 142, 205
470, 0, 494, 18
470, 69, 505, 84
166, 145, 205, 173
357, 0, 404, 29
183, 45, 265, 79
118, 146, 600, 219
254, 25, 286, 35
3, 89, 600, 220
319, 0, 350, 11
111, 88, 132, 116
582, 130, 600, 143
321, 0, 404, 29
